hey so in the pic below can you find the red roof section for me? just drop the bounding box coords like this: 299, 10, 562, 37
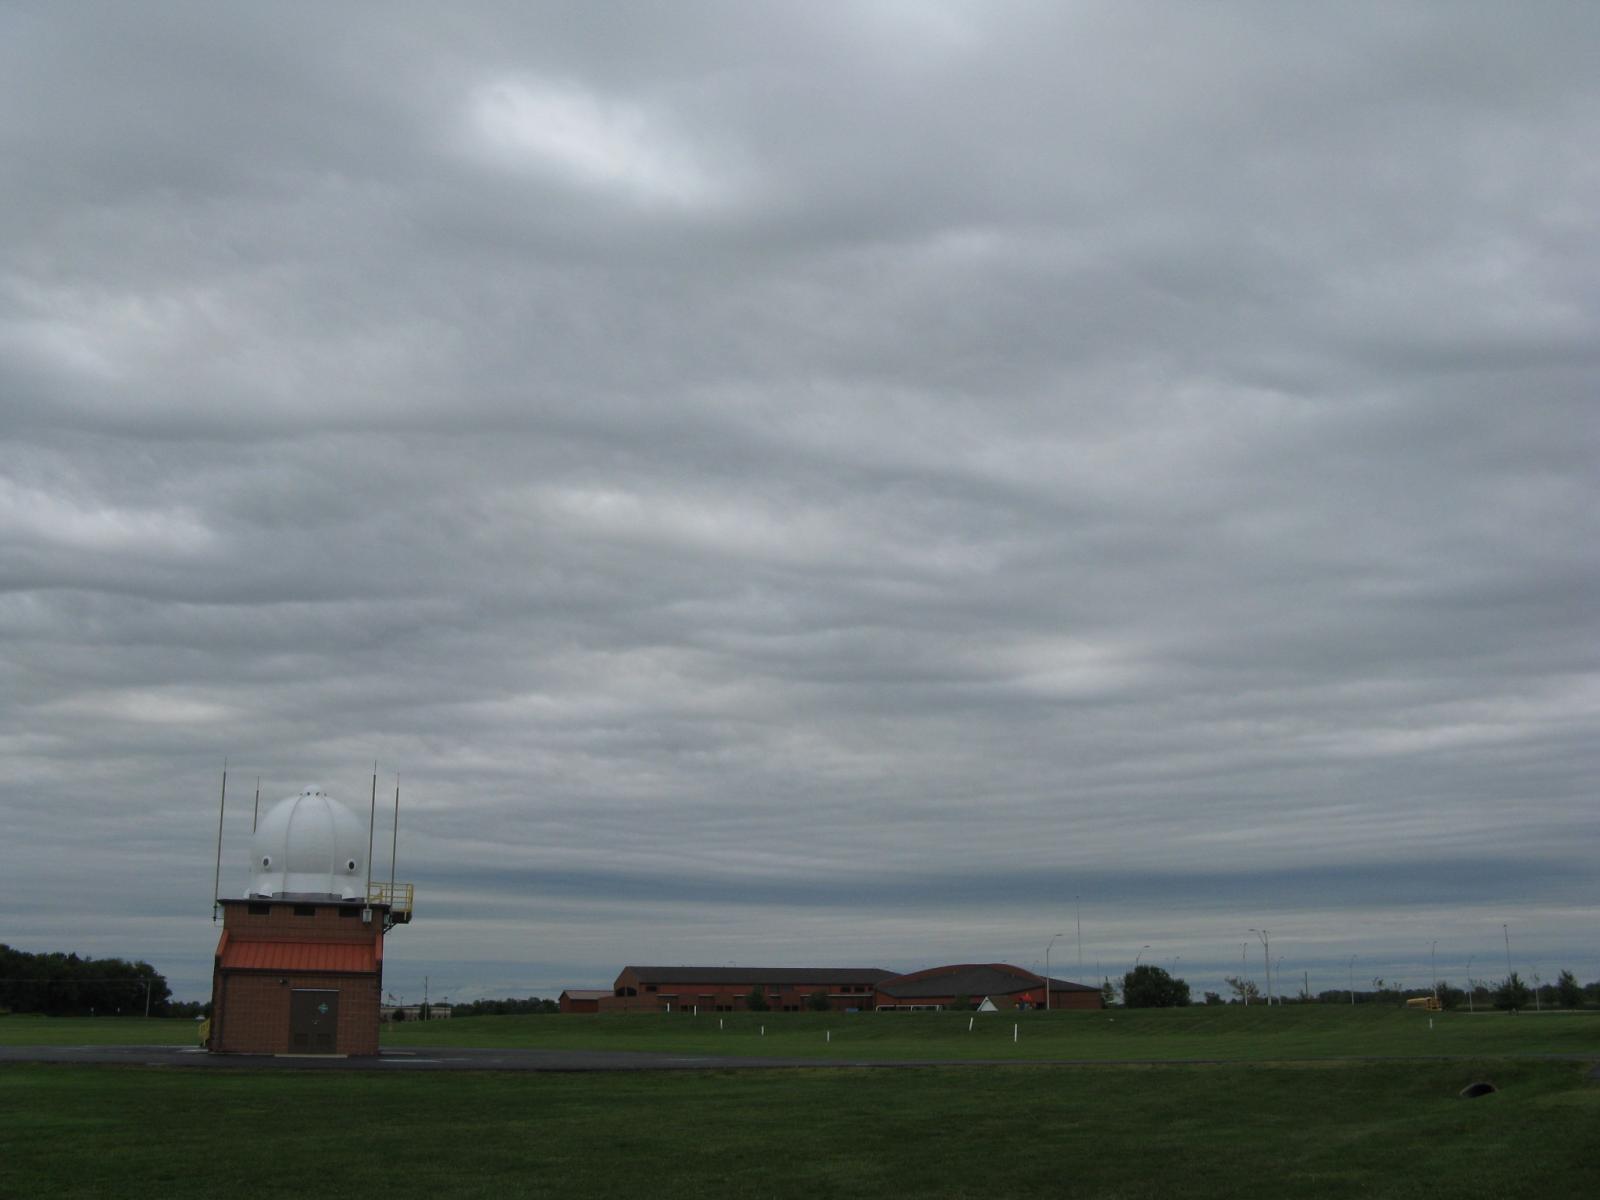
221, 939, 377, 974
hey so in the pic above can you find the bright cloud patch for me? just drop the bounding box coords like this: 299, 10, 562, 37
0, 478, 213, 557
467, 78, 722, 208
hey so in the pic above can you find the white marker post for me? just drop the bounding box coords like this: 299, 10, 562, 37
1013, 1023, 1019, 1043
968, 1017, 974, 1032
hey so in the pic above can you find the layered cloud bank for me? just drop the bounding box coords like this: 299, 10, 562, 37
2, 2, 1596, 1000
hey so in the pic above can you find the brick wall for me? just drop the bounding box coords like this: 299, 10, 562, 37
211, 898, 385, 1055
211, 970, 382, 1055
218, 898, 389, 943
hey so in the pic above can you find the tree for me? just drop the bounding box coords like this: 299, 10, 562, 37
1121, 965, 1191, 1008
1101, 977, 1118, 1007
1203, 991, 1223, 1006
806, 989, 832, 1013
1224, 976, 1260, 1005
1495, 971, 1530, 1011
745, 987, 769, 1012
1556, 969, 1583, 1009
0, 944, 173, 1016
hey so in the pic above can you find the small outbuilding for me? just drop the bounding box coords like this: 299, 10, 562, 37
209, 786, 412, 1056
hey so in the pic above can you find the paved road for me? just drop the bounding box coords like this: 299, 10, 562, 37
3, 1044, 1598, 1074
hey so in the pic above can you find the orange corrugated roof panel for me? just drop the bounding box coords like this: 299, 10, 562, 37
221, 939, 377, 974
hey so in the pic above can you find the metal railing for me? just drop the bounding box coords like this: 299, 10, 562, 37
368, 880, 414, 926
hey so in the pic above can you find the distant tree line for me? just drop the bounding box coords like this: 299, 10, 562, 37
1215, 969, 1598, 1010
0, 944, 203, 1017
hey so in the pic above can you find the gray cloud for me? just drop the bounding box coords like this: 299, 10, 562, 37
2, 2, 1596, 1003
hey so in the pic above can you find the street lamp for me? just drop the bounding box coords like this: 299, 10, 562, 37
1430, 940, 1438, 1003
1466, 956, 1475, 1013
1075, 895, 1083, 969
1135, 945, 1150, 968
1348, 955, 1357, 1006
1241, 942, 1250, 1006
1250, 929, 1272, 1006
1044, 933, 1064, 1012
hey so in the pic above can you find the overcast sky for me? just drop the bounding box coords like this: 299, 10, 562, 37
3, 2, 1596, 1005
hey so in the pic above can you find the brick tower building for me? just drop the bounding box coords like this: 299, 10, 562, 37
209, 785, 411, 1056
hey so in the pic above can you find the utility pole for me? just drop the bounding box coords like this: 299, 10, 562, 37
1251, 929, 1272, 1006
1348, 956, 1356, 1006
1075, 895, 1083, 970
1430, 941, 1438, 1003
1466, 956, 1475, 1013
1044, 933, 1063, 1012
1502, 923, 1513, 981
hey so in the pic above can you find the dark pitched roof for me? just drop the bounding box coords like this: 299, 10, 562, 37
877, 963, 1098, 999
620, 966, 895, 986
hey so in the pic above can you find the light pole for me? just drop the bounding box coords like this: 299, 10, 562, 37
1251, 929, 1272, 1006
1135, 945, 1150, 968
1075, 895, 1083, 970
1241, 942, 1249, 1006
1430, 940, 1438, 1003
1348, 955, 1356, 1006
1044, 933, 1064, 1012
1466, 956, 1475, 1013
1502, 923, 1513, 981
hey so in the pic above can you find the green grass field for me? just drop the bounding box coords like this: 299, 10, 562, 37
2, 1058, 1594, 1198
3, 1008, 1596, 1197
5, 1005, 1598, 1060
379, 1004, 1600, 1062
0, 1015, 198, 1045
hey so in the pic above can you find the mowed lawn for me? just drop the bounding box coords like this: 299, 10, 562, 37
2, 1058, 1595, 1199
5, 1006, 1599, 1062
0, 1015, 198, 1045
381, 1004, 1600, 1062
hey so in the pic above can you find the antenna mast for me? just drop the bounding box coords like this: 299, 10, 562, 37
365, 763, 378, 901
212, 761, 228, 921
389, 776, 400, 899
252, 777, 260, 833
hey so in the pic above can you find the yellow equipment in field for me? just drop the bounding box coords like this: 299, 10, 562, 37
1404, 996, 1442, 1011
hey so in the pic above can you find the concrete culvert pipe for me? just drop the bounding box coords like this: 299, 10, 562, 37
1459, 1081, 1498, 1099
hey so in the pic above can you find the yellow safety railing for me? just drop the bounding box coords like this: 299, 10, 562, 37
368, 880, 414, 925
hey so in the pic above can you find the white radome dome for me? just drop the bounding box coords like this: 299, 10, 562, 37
248, 786, 368, 900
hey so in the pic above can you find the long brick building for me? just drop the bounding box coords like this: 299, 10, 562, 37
597, 962, 1101, 1013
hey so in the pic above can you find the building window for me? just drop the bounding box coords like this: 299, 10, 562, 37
338, 907, 360, 918
293, 905, 316, 917
247, 902, 270, 916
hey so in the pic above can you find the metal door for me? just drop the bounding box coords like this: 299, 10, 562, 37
289, 989, 339, 1053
